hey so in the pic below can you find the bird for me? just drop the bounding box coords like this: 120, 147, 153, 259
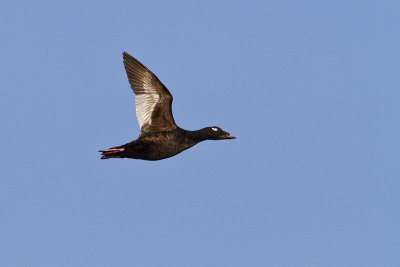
99, 52, 236, 161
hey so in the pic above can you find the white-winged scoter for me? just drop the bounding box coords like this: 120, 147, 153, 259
99, 52, 236, 161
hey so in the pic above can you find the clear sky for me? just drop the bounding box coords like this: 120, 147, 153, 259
1, 1, 399, 266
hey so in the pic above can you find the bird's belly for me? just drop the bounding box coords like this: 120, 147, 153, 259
127, 141, 194, 161
147, 143, 191, 160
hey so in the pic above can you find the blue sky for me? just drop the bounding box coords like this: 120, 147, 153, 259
1, 1, 399, 266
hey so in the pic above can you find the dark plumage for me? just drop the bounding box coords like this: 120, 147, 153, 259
99, 52, 236, 161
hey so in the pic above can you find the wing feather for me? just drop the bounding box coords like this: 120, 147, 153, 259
122, 52, 177, 135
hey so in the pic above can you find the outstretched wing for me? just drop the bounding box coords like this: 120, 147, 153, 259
123, 52, 177, 136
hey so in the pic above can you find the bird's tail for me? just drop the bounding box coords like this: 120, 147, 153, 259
99, 146, 125, 159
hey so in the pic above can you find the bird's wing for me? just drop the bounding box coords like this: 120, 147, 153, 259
123, 52, 177, 136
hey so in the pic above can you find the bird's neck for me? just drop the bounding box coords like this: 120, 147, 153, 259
185, 128, 209, 143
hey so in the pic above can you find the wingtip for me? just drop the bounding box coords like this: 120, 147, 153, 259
122, 51, 131, 57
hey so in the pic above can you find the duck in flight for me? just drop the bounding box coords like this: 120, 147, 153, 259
99, 52, 236, 161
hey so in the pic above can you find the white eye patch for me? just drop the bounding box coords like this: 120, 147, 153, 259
212, 127, 218, 131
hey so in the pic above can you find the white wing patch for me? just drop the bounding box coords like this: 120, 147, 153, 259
135, 72, 159, 130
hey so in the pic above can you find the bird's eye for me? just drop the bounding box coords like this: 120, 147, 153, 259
212, 127, 218, 131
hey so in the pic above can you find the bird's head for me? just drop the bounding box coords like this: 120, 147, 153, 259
201, 126, 237, 140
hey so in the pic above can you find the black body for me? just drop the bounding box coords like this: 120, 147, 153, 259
112, 127, 231, 161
